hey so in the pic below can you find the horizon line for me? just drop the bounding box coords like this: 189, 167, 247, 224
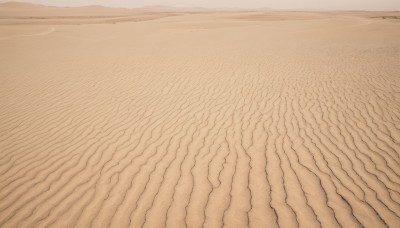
1, 1, 400, 11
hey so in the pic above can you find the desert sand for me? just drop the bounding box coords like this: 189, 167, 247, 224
0, 2, 400, 228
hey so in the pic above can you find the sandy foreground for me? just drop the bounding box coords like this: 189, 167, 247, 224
0, 2, 400, 228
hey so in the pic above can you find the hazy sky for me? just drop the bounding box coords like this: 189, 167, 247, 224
1, 0, 400, 10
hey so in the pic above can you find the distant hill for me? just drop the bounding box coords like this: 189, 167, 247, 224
0, 1, 52, 8
0, 1, 128, 10
0, 1, 134, 18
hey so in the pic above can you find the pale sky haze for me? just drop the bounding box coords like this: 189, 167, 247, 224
0, 0, 399, 10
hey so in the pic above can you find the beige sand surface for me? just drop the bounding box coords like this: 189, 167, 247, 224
0, 2, 400, 228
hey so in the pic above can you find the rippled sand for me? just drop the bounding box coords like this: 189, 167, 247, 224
1, 3, 400, 228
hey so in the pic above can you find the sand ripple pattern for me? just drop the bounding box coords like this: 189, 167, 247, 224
0, 13, 400, 228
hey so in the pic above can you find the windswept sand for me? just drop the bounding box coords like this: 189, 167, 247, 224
0, 3, 400, 228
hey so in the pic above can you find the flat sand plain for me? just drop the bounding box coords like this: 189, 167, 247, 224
1, 2, 400, 228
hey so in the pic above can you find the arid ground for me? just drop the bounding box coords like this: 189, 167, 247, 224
0, 2, 400, 228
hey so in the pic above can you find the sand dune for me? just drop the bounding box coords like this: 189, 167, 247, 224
0, 4, 400, 228
0, 2, 181, 25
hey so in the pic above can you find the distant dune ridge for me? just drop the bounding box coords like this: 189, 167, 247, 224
0, 1, 135, 18
0, 1, 400, 228
0, 1, 45, 7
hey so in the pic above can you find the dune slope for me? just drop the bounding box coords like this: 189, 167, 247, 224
0, 8, 400, 228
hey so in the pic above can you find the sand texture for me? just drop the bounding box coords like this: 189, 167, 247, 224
1, 3, 400, 228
